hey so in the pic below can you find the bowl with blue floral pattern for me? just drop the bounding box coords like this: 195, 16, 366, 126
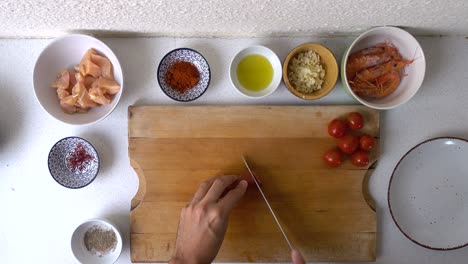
48, 137, 99, 189
157, 48, 211, 102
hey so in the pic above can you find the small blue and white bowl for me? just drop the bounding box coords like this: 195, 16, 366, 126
48, 137, 99, 189
157, 48, 211, 102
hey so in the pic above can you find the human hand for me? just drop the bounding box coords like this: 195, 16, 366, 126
170, 175, 248, 264
291, 249, 306, 264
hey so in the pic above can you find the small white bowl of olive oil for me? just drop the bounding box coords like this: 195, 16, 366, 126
230, 45, 282, 98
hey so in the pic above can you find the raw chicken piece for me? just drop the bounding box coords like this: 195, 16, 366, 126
91, 54, 113, 79
79, 49, 101, 78
76, 108, 89, 113
97, 76, 120, 95
60, 95, 78, 114
51, 69, 70, 90
72, 82, 97, 109
83, 76, 97, 88
89, 86, 111, 105
72, 82, 84, 99
51, 48, 120, 115
56, 89, 70, 100
80, 59, 101, 78
75, 72, 84, 83
79, 49, 97, 65
69, 70, 77, 89
78, 91, 98, 109
74, 72, 96, 89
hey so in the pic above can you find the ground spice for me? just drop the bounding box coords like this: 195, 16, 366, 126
66, 143, 93, 173
165, 61, 200, 93
84, 225, 117, 257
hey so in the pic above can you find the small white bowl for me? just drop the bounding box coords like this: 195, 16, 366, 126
229, 45, 282, 98
341, 26, 426, 110
71, 219, 123, 264
33, 34, 124, 125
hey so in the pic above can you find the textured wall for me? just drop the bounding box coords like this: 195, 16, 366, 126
0, 0, 467, 38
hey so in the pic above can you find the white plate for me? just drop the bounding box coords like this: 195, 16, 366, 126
229, 45, 282, 98
33, 34, 123, 125
389, 137, 468, 250
71, 219, 123, 264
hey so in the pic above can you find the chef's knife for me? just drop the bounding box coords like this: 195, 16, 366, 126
241, 156, 293, 250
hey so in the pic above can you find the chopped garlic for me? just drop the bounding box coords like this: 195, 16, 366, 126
287, 50, 326, 94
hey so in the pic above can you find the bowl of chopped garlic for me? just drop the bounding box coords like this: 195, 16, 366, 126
283, 43, 338, 100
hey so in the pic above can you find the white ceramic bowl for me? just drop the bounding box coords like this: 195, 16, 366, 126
341, 26, 426, 110
71, 218, 123, 264
389, 137, 468, 250
33, 34, 123, 125
229, 45, 282, 98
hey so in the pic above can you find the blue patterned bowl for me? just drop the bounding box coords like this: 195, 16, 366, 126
157, 48, 211, 102
48, 137, 100, 189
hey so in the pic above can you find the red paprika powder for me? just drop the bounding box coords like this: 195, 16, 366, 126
165, 61, 200, 93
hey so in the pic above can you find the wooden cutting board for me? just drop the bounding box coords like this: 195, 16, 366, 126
129, 105, 378, 263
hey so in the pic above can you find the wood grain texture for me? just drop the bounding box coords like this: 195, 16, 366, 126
129, 105, 378, 262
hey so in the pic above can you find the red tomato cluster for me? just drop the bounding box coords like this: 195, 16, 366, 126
323, 112, 377, 168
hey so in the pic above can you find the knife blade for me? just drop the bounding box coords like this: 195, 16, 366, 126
242, 156, 293, 250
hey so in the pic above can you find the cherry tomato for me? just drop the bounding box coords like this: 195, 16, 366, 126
359, 134, 377, 151
323, 148, 344, 168
328, 119, 347, 138
239, 170, 262, 187
347, 112, 364, 130
350, 150, 370, 167
338, 134, 359, 154
223, 170, 262, 196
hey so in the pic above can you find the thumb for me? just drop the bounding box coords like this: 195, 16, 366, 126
291, 249, 305, 264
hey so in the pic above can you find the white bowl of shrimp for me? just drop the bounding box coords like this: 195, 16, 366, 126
341, 26, 425, 110
33, 34, 123, 125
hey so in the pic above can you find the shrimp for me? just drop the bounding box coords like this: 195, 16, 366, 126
351, 70, 401, 99
352, 59, 413, 83
348, 44, 386, 61
348, 42, 399, 60
346, 43, 402, 80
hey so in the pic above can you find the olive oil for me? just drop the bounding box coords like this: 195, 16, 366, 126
237, 55, 273, 91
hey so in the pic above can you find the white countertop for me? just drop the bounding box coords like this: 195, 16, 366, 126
1, 36, 467, 264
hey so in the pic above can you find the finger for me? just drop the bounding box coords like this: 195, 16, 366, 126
291, 249, 305, 264
190, 177, 217, 205
218, 180, 248, 212
203, 175, 240, 203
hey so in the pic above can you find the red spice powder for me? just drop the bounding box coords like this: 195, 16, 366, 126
66, 143, 93, 173
165, 61, 200, 93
